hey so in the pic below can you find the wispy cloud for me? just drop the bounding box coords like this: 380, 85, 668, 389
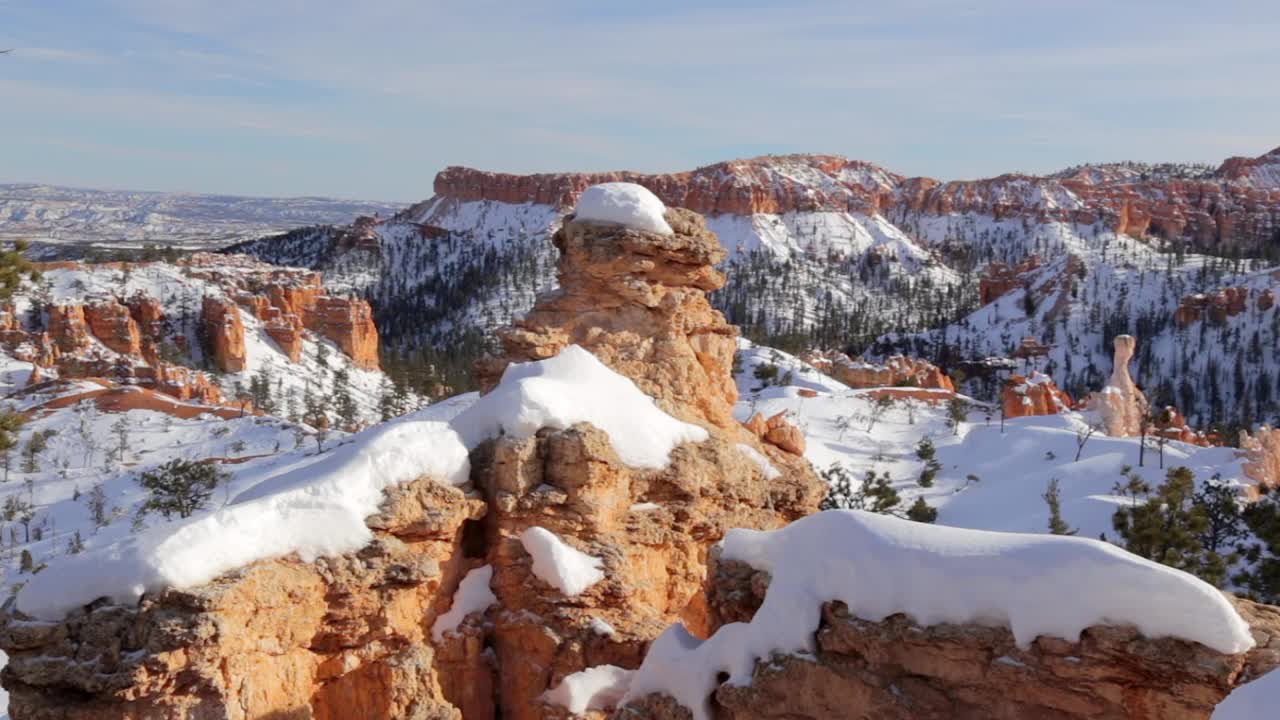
1, 0, 1276, 197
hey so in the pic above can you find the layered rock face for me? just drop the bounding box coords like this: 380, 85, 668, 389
623, 557, 1280, 720
801, 350, 955, 392
477, 208, 740, 429
434, 147, 1280, 254
202, 296, 248, 373
1002, 372, 1073, 419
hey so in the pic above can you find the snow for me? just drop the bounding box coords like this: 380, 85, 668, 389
541, 664, 634, 715
573, 183, 673, 235
1213, 670, 1280, 719
18, 344, 700, 620
624, 510, 1255, 720
18, 417, 471, 619
431, 565, 496, 641
13, 345, 696, 619
589, 617, 617, 636
453, 345, 707, 470
736, 443, 781, 480
520, 526, 605, 597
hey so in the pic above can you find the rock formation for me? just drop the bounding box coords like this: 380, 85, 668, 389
202, 296, 248, 373
979, 255, 1042, 305
1002, 372, 1073, 419
0, 478, 488, 720
307, 296, 380, 370
623, 564, 1280, 720
0, 254, 380, 408
1175, 288, 1254, 328
434, 147, 1280, 255
801, 351, 954, 392
1090, 335, 1148, 437
476, 208, 740, 429
0, 202, 824, 720
1240, 426, 1280, 493
84, 299, 143, 357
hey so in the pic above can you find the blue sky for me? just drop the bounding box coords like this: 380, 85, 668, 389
2, 0, 1277, 201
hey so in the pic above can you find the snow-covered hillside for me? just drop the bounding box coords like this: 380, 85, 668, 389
231, 149, 1280, 426
734, 340, 1261, 537
875, 215, 1280, 427
0, 183, 402, 257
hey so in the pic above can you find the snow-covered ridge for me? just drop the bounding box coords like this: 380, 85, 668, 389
17, 346, 706, 619
624, 510, 1255, 720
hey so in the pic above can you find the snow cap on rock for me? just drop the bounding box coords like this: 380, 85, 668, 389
573, 182, 673, 235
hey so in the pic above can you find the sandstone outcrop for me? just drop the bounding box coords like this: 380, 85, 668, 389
1002, 372, 1073, 419
1175, 288, 1254, 328
979, 255, 1041, 305
622, 555, 1280, 720
1240, 426, 1280, 493
801, 351, 955, 392
1090, 335, 1148, 437
0, 478, 488, 720
307, 296, 380, 370
476, 208, 740, 429
0, 254, 379, 407
434, 147, 1280, 255
84, 299, 143, 357
202, 296, 248, 373
46, 304, 90, 353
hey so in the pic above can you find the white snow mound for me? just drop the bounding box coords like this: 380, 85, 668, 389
624, 510, 1255, 720
573, 182, 673, 235
454, 345, 707, 469
19, 345, 701, 620
541, 664, 634, 714
432, 565, 496, 641
520, 526, 605, 597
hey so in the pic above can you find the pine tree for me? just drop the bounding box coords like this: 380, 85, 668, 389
333, 367, 357, 429
111, 416, 129, 464
20, 430, 47, 474
87, 482, 109, 529
915, 437, 941, 487
137, 459, 229, 519
905, 497, 938, 523
0, 409, 23, 482
1112, 466, 1219, 583
946, 397, 969, 435
0, 240, 36, 301
1042, 478, 1076, 535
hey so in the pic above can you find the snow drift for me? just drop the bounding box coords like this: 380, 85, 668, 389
623, 509, 1256, 720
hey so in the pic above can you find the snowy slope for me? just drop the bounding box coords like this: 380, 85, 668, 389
875, 215, 1280, 426
733, 339, 1263, 558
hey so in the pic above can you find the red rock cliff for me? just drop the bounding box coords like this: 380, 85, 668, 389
433, 147, 1280, 254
